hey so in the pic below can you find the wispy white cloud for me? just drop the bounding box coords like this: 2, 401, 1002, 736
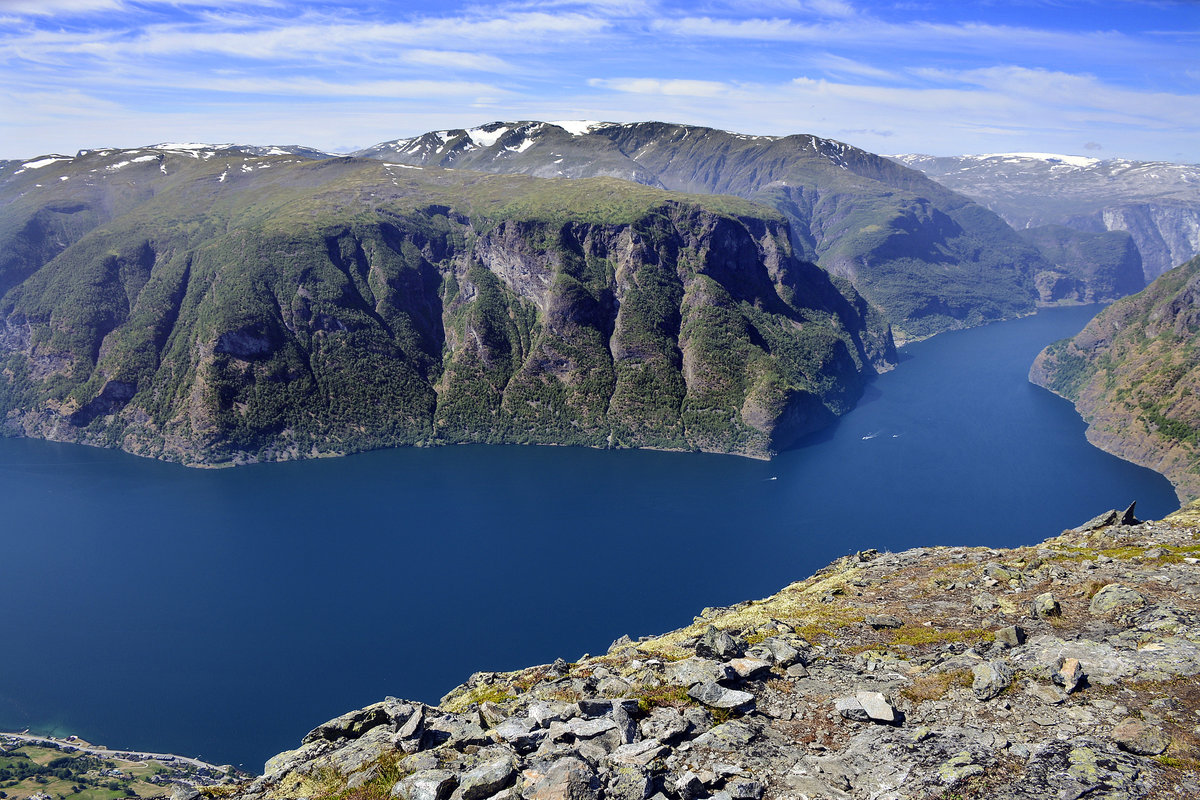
587, 77, 732, 96
720, 0, 857, 17
0, 0, 122, 13
184, 76, 507, 99
809, 53, 904, 82
0, 0, 278, 13
652, 14, 1142, 61
399, 49, 516, 73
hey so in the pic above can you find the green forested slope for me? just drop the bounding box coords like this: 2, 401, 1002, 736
1031, 254, 1200, 500
0, 148, 892, 465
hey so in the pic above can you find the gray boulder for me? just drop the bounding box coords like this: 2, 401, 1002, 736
727, 658, 771, 680
726, 780, 764, 800
971, 661, 1014, 701
835, 696, 870, 722
638, 707, 692, 743
855, 691, 899, 723
673, 771, 705, 800
459, 752, 517, 800
303, 704, 392, 744
994, 625, 1026, 648
1111, 717, 1170, 755
605, 764, 652, 800
687, 682, 755, 710
1052, 657, 1086, 693
392, 769, 458, 800
664, 658, 735, 687
520, 757, 600, 800
1031, 592, 1061, 618
696, 626, 746, 661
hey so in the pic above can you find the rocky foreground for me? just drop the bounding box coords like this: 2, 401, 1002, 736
229, 503, 1200, 800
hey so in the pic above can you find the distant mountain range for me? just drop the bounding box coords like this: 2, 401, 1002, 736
891, 152, 1200, 281
0, 123, 1171, 466
354, 121, 1067, 342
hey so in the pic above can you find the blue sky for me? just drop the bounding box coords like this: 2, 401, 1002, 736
1, 0, 1197, 161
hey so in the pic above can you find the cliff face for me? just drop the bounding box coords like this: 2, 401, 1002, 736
1030, 255, 1200, 502
230, 504, 1200, 800
361, 122, 1053, 342
0, 149, 892, 465
1019, 225, 1145, 305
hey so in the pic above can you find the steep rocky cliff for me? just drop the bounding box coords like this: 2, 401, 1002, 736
0, 147, 892, 465
226, 503, 1200, 800
1031, 255, 1200, 502
1018, 225, 1144, 305
360, 122, 1052, 342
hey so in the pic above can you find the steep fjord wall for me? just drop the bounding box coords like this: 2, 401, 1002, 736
0, 155, 892, 465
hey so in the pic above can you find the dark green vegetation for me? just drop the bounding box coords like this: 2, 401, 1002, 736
1031, 254, 1200, 501
1018, 225, 1144, 304
362, 121, 1057, 340
0, 146, 893, 466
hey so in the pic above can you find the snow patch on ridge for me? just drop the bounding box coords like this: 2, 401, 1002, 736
550, 120, 601, 136
467, 125, 509, 147
971, 152, 1101, 168
21, 156, 71, 170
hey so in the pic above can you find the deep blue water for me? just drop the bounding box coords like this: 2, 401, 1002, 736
0, 305, 1178, 771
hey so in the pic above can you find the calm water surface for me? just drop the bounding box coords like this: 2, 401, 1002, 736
0, 305, 1178, 770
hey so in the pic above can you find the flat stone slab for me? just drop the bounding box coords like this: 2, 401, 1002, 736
688, 682, 754, 709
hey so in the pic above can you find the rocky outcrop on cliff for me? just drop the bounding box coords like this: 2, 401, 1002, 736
232, 504, 1200, 800
1031, 254, 1200, 502
1018, 225, 1144, 305
0, 148, 893, 465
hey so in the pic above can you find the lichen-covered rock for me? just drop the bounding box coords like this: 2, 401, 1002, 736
1111, 718, 1171, 756
1031, 592, 1062, 618
459, 751, 518, 800
392, 769, 457, 800
1090, 584, 1148, 615
971, 660, 1014, 701
696, 626, 746, 661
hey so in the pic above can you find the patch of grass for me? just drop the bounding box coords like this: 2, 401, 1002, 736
888, 626, 994, 649
630, 684, 693, 712
900, 669, 974, 704
765, 678, 793, 695
794, 608, 867, 642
